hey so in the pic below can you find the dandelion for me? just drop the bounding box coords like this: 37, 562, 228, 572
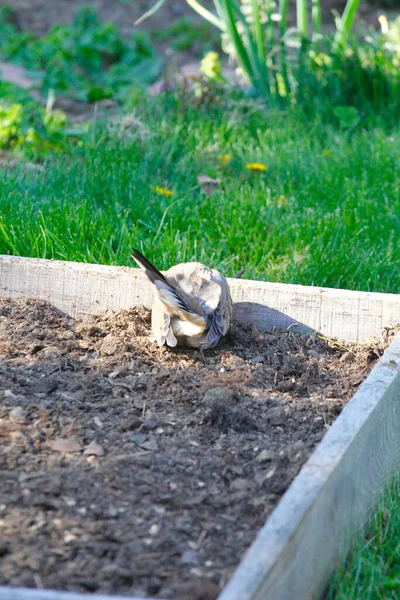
245, 162, 267, 171
220, 154, 231, 164
277, 195, 289, 207
154, 186, 173, 198
322, 149, 332, 157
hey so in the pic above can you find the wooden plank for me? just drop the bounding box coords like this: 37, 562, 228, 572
1, 255, 399, 341
218, 333, 400, 600
0, 588, 157, 600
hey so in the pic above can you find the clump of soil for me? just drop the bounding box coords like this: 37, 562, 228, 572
0, 298, 397, 599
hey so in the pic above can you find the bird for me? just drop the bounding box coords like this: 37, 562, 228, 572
132, 249, 232, 350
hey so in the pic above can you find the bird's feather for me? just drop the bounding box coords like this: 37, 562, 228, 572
132, 248, 232, 349
132, 249, 169, 286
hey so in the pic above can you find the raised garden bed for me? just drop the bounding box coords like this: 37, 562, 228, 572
0, 256, 400, 600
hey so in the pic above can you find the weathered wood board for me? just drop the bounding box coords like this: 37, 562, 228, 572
0, 589, 155, 600
0, 255, 400, 600
1, 255, 400, 341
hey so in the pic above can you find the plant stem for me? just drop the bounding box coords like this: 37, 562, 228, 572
311, 0, 321, 36
296, 0, 308, 39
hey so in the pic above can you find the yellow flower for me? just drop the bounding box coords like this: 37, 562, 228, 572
322, 149, 332, 157
154, 186, 173, 198
220, 154, 231, 164
277, 194, 289, 207
245, 162, 267, 171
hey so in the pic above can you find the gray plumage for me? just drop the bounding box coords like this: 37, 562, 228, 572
132, 249, 232, 349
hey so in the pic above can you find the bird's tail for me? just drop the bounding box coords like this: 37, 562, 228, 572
132, 249, 169, 286
132, 249, 198, 320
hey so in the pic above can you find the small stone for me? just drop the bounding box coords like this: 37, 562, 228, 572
340, 351, 356, 363
131, 433, 148, 445
181, 549, 199, 565
250, 355, 265, 364
276, 380, 295, 392
264, 467, 276, 480
48, 437, 82, 453
93, 416, 103, 428
83, 440, 104, 457
202, 387, 234, 404
99, 334, 127, 357
142, 418, 158, 431
121, 416, 143, 431
149, 524, 160, 536
230, 478, 250, 492
140, 438, 159, 451
9, 406, 25, 421
256, 449, 275, 463
31, 328, 45, 339
77, 340, 91, 350
57, 330, 75, 341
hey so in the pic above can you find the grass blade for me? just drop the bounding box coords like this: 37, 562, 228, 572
279, 0, 291, 93
334, 0, 361, 48
225, 0, 271, 96
134, 0, 168, 26
219, 0, 256, 87
296, 0, 308, 39
312, 0, 321, 36
251, 0, 266, 65
186, 0, 226, 30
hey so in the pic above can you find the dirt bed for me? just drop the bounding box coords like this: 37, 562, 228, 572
0, 298, 397, 599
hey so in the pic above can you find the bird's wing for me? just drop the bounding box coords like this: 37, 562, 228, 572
206, 274, 232, 345
151, 297, 177, 347
167, 265, 232, 344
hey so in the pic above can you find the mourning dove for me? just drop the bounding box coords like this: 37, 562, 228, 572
132, 249, 232, 349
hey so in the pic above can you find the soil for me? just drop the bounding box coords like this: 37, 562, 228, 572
0, 297, 397, 599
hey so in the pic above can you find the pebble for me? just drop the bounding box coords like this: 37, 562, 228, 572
99, 334, 127, 357
230, 478, 250, 492
83, 440, 105, 457
131, 433, 148, 445
149, 524, 160, 536
180, 549, 199, 565
9, 406, 25, 421
276, 380, 295, 392
202, 387, 235, 404
140, 439, 159, 451
340, 351, 356, 363
250, 355, 265, 364
255, 449, 275, 463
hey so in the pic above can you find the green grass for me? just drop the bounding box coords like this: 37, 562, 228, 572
328, 478, 400, 600
0, 95, 399, 294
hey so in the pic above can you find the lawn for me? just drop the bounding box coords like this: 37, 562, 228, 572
1, 95, 399, 295
329, 477, 400, 600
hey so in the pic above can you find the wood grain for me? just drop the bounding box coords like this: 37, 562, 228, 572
0, 588, 157, 600
1, 255, 399, 341
219, 333, 400, 600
